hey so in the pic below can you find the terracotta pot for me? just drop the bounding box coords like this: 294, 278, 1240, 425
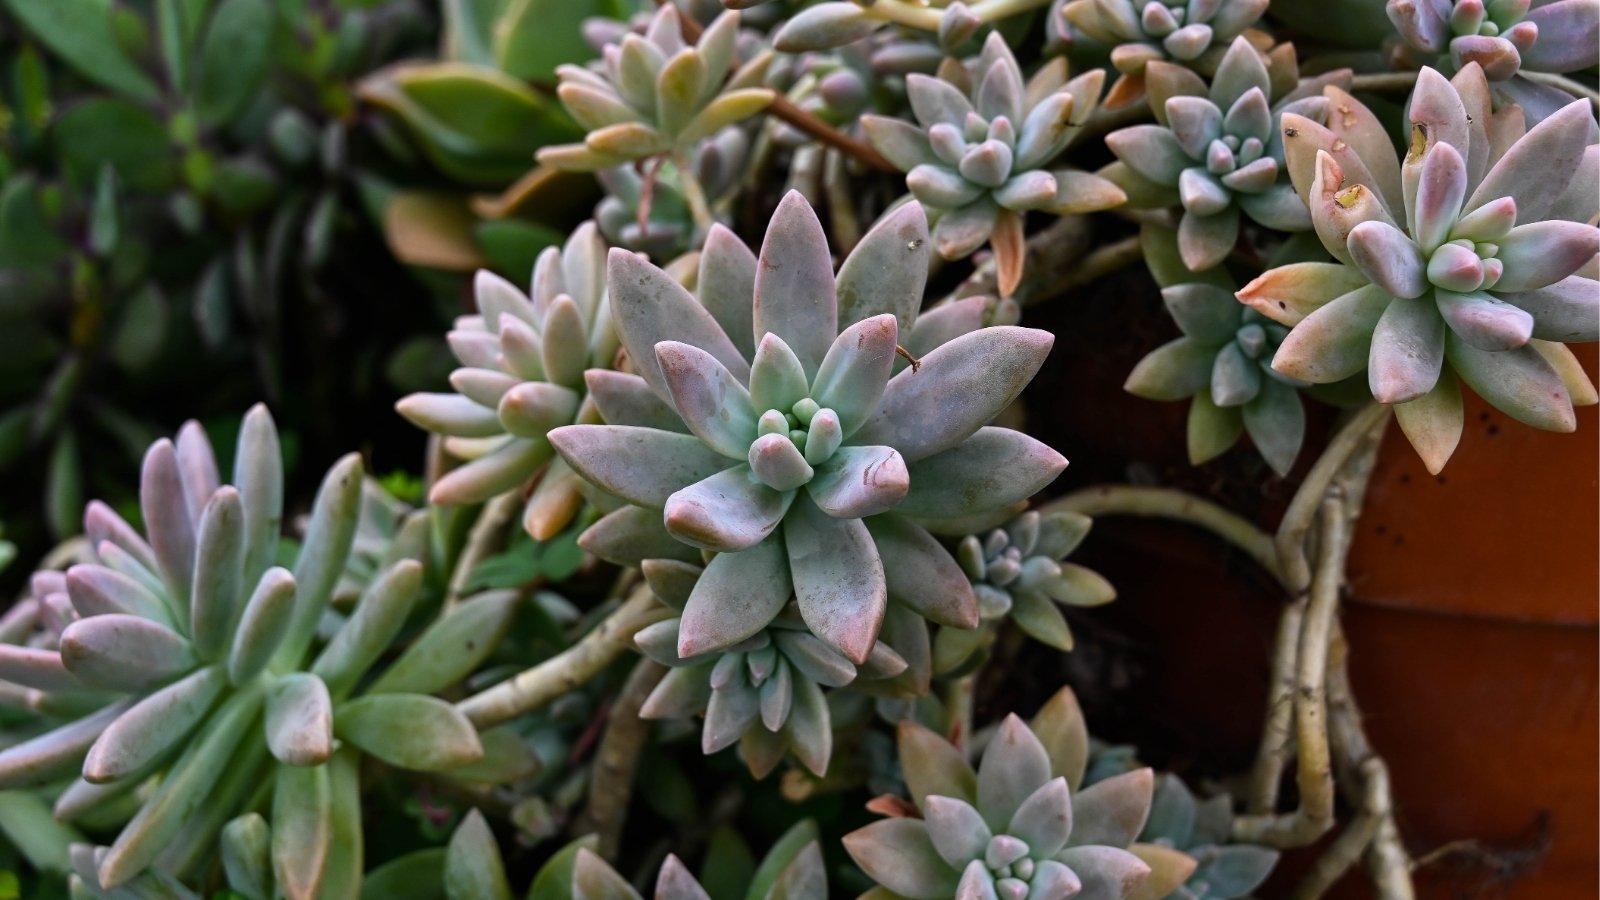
1018, 267, 1598, 898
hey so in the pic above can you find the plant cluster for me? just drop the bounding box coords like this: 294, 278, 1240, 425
0, 0, 1594, 898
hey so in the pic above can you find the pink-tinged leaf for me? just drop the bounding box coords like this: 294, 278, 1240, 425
1178, 206, 1240, 271
900, 718, 978, 807
1324, 85, 1404, 210
862, 115, 940, 171
1408, 67, 1470, 164
1009, 777, 1074, 858
1446, 331, 1576, 431
856, 327, 1053, 461
812, 315, 898, 436
1071, 768, 1155, 848
748, 432, 814, 492
841, 818, 962, 898
1272, 284, 1391, 383
140, 440, 195, 611
429, 437, 551, 506
933, 198, 1001, 260
1533, 340, 1600, 406
868, 514, 978, 628
907, 73, 977, 127
1281, 113, 1390, 216
1494, 220, 1600, 293
754, 192, 839, 377
1310, 152, 1400, 266
1389, 0, 1450, 52
924, 796, 992, 868
976, 714, 1053, 830
579, 506, 702, 567
655, 341, 757, 459
1499, 275, 1600, 341
1548, 143, 1599, 225
1523, 0, 1600, 71
1054, 846, 1152, 900
1238, 263, 1371, 326
1410, 143, 1468, 252
807, 446, 909, 518
1369, 297, 1448, 403
837, 203, 932, 334
585, 370, 684, 431
549, 425, 732, 508
664, 465, 791, 552
608, 249, 749, 404
900, 428, 1066, 520
1396, 374, 1464, 474
59, 614, 195, 691
1347, 221, 1427, 298
786, 497, 886, 664
1437, 290, 1535, 351
698, 224, 758, 359
678, 535, 790, 657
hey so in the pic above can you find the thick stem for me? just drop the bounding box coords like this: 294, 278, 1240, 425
859, 0, 944, 30
1513, 70, 1600, 109
1249, 597, 1305, 813
672, 151, 716, 236
1041, 485, 1282, 581
1287, 757, 1389, 900
571, 658, 667, 859
1276, 403, 1390, 595
972, 0, 1056, 22
445, 491, 521, 608
1348, 72, 1423, 92
1232, 495, 1347, 847
457, 588, 664, 729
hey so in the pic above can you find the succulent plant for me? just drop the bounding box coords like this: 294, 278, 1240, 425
1060, 0, 1270, 108
539, 6, 777, 175
772, 1, 1044, 54
398, 223, 618, 539
935, 511, 1116, 673
1133, 774, 1278, 900
843, 688, 1198, 900
549, 192, 1066, 666
862, 33, 1122, 295
595, 128, 751, 259
0, 409, 516, 895
360, 811, 827, 900
633, 557, 926, 777
1387, 0, 1599, 83
1126, 282, 1310, 475
1104, 39, 1343, 271
1238, 64, 1600, 472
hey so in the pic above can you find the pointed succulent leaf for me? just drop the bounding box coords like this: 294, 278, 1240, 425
1436, 290, 1534, 352
367, 590, 519, 696
656, 341, 758, 458
551, 425, 732, 508
1242, 377, 1306, 476
84, 665, 228, 783
1446, 332, 1576, 431
678, 537, 791, 657
1493, 220, 1600, 293
807, 446, 909, 518
1053, 846, 1151, 900
842, 819, 962, 899
976, 715, 1053, 830
1070, 769, 1155, 848
335, 694, 483, 771
1272, 285, 1391, 383
754, 193, 839, 377
868, 515, 980, 629
786, 498, 886, 664
445, 810, 513, 900
1347, 222, 1427, 299
1395, 372, 1464, 474
812, 316, 898, 435
1468, 100, 1596, 223
1501, 276, 1600, 342
899, 429, 1066, 520
665, 466, 791, 552
924, 795, 993, 868
272, 761, 331, 900
609, 249, 749, 402
310, 560, 422, 699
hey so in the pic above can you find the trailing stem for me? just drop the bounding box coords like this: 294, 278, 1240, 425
457, 586, 665, 729
445, 491, 521, 608
1275, 403, 1391, 595
1041, 485, 1282, 581
672, 150, 716, 237
573, 658, 668, 859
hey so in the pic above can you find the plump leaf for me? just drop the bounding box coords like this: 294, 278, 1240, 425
335, 694, 483, 771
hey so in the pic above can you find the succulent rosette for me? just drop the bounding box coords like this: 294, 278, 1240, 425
1126, 282, 1311, 475
843, 688, 1199, 900
633, 557, 926, 777
548, 192, 1066, 667
1240, 64, 1600, 472
539, 6, 776, 172
1131, 773, 1279, 900
398, 223, 617, 539
1061, 0, 1270, 108
1104, 38, 1344, 271
1387, 0, 1599, 86
862, 33, 1123, 295
0, 409, 512, 896
935, 511, 1116, 674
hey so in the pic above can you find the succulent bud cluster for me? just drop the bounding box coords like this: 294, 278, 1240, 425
540, 6, 776, 172
1060, 0, 1271, 107
864, 33, 1122, 294
1239, 64, 1599, 472
551, 194, 1065, 670
1105, 38, 1337, 271
844, 688, 1200, 900
362, 810, 827, 900
398, 223, 617, 540
0, 410, 514, 896
1387, 0, 1599, 83
633, 556, 926, 777
936, 511, 1116, 673
1126, 280, 1310, 475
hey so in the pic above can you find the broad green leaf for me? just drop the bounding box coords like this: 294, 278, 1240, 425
53, 98, 176, 192
194, 0, 277, 126
492, 0, 631, 82
3, 0, 161, 103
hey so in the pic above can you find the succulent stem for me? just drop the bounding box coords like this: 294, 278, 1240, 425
972, 0, 1056, 24
673, 151, 717, 237
456, 587, 664, 729
1249, 596, 1305, 812
572, 658, 667, 859
445, 491, 521, 609
1273, 403, 1390, 595
856, 0, 944, 31
1345, 72, 1423, 92
1518, 70, 1600, 110
1041, 485, 1281, 580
